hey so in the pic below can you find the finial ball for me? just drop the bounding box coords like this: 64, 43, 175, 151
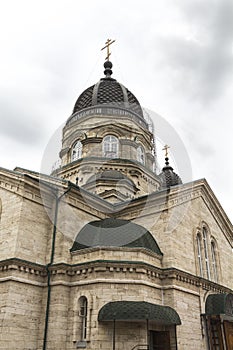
104, 60, 113, 69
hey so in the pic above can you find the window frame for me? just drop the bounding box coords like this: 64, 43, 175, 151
203, 227, 211, 280
195, 225, 220, 282
102, 135, 119, 158
71, 140, 83, 162
211, 240, 218, 282
79, 296, 88, 341
137, 145, 145, 165
196, 232, 203, 277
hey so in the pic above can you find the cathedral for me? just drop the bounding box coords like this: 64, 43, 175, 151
0, 42, 233, 350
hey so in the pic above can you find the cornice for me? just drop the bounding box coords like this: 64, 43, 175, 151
198, 180, 233, 243
0, 168, 65, 203
0, 258, 232, 295
0, 259, 45, 287
0, 168, 25, 195
65, 106, 149, 131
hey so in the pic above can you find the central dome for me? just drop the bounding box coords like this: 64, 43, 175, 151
72, 61, 144, 118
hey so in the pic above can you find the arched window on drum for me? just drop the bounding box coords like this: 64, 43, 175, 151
137, 145, 145, 165
71, 141, 83, 161
102, 135, 119, 158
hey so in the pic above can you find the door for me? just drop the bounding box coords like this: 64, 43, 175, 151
149, 331, 171, 350
224, 322, 233, 350
207, 317, 224, 350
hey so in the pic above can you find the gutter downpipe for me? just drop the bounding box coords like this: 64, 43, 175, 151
112, 319, 116, 350
42, 182, 72, 350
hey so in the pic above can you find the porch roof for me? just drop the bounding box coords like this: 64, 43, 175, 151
205, 293, 233, 317
98, 301, 181, 325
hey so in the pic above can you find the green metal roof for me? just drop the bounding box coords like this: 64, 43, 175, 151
205, 293, 233, 316
70, 218, 163, 255
98, 301, 181, 325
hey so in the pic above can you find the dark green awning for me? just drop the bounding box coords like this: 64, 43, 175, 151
98, 301, 181, 325
205, 293, 233, 316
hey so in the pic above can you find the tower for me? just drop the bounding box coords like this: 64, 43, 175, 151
52, 59, 163, 203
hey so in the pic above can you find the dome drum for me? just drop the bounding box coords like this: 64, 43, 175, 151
66, 105, 149, 130
59, 122, 156, 174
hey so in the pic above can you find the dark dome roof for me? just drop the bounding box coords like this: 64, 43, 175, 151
159, 157, 182, 189
70, 218, 162, 255
72, 61, 144, 118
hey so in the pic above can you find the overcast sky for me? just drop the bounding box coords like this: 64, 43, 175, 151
0, 0, 232, 221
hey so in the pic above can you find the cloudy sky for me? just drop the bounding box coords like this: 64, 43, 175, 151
0, 0, 232, 221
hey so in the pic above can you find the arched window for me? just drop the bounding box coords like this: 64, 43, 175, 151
79, 296, 88, 341
211, 240, 218, 282
195, 225, 219, 281
103, 135, 119, 158
71, 141, 82, 161
196, 233, 203, 277
137, 145, 145, 164
203, 227, 210, 279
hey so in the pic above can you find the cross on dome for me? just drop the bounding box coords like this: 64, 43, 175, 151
162, 144, 170, 158
101, 39, 116, 61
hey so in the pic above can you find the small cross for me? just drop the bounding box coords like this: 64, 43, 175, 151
162, 144, 170, 157
101, 39, 116, 60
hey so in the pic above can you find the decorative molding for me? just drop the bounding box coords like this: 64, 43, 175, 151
81, 137, 102, 145
0, 276, 46, 287
120, 139, 137, 147
1, 258, 231, 295
66, 106, 148, 130
59, 147, 69, 158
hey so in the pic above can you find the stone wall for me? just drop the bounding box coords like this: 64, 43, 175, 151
0, 173, 232, 350
0, 280, 44, 350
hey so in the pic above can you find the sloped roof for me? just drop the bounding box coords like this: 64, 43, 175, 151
98, 301, 181, 325
205, 293, 233, 316
70, 218, 162, 255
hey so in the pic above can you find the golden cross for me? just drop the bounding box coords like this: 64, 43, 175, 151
101, 39, 116, 60
162, 144, 170, 157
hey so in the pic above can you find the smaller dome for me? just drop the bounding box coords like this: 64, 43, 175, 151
159, 157, 182, 189
70, 218, 163, 255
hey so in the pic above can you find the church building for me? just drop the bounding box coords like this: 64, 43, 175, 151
0, 43, 233, 350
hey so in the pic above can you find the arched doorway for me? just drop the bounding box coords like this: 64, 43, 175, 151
204, 293, 233, 350
98, 301, 181, 350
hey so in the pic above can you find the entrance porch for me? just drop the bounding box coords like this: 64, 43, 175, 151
98, 301, 181, 350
